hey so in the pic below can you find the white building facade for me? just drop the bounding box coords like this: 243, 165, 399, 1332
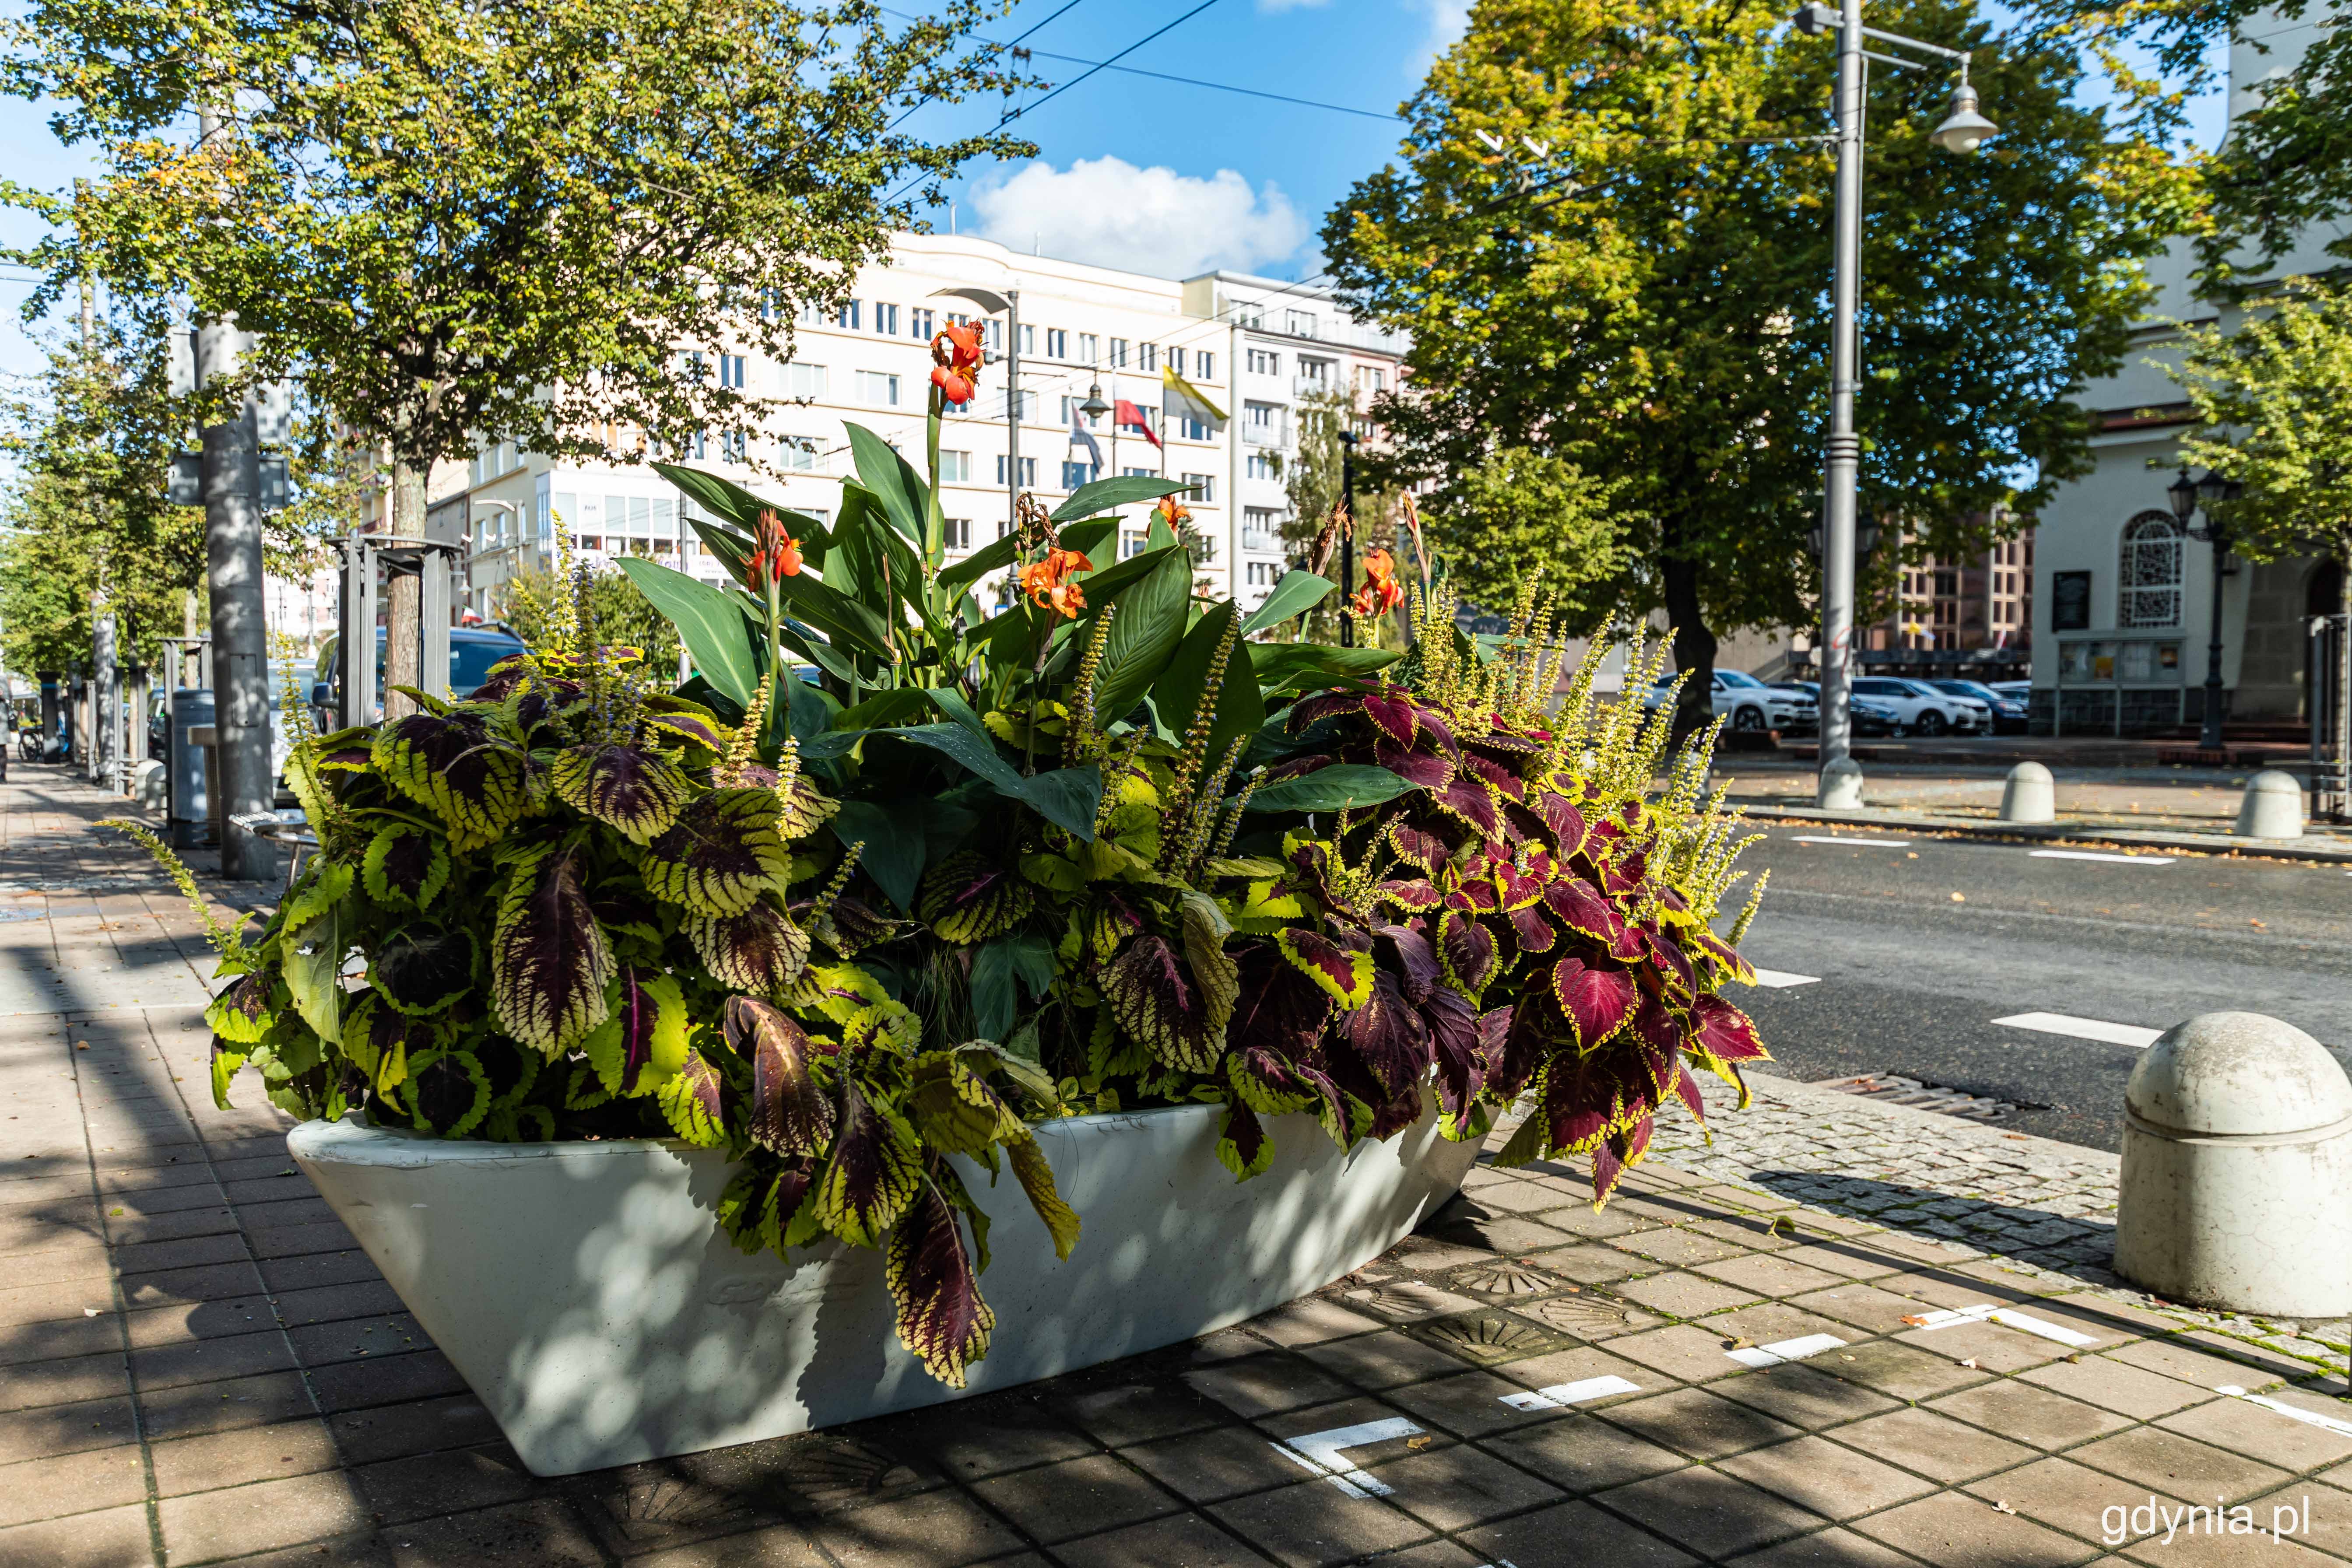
2027, 7, 2351, 736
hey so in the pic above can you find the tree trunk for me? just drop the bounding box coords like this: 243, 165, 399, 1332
1660, 515, 1717, 752
383, 458, 428, 723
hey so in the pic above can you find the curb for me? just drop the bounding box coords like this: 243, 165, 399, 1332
1734, 803, 2352, 865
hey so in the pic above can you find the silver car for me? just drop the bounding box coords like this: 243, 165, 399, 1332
1643, 669, 1820, 734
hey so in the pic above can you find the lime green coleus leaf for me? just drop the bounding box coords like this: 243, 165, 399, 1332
209, 1037, 248, 1109
281, 862, 353, 933
362, 825, 450, 909
550, 742, 690, 844
684, 901, 811, 994
1101, 934, 1223, 1073
1004, 1130, 1080, 1261
580, 965, 689, 1096
204, 971, 276, 1046
817, 1078, 923, 1248
370, 709, 529, 851
1215, 1102, 1275, 1181
641, 788, 793, 915
491, 844, 614, 1056
904, 1052, 1020, 1157
658, 1049, 728, 1145
917, 852, 1034, 945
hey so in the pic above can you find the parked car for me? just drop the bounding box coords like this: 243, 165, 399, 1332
1931, 678, 2029, 734
313, 625, 529, 728
1988, 679, 2030, 703
1642, 668, 1819, 733
1847, 676, 1986, 735
1771, 683, 1903, 737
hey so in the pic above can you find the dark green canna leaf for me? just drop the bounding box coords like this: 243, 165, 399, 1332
369, 925, 478, 1017
550, 742, 690, 844
369, 709, 529, 851
613, 558, 762, 709
685, 901, 811, 993
885, 1178, 995, 1388
1236, 571, 1336, 638
491, 845, 614, 1055
641, 788, 793, 915
817, 1077, 923, 1248
727, 997, 833, 1156
1051, 473, 1187, 522
1101, 934, 1223, 1073
1244, 765, 1418, 815
362, 825, 451, 909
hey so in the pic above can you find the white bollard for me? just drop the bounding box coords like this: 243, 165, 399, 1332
1999, 761, 2055, 824
133, 759, 166, 811
1816, 757, 1864, 810
2115, 1012, 2352, 1316
2233, 769, 2305, 839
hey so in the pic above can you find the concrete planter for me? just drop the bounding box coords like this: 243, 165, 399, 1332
288, 1095, 1479, 1477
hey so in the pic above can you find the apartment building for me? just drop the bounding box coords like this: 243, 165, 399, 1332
1861, 529, 2036, 678
1179, 272, 1411, 608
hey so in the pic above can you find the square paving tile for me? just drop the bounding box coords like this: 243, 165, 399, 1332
1828, 1340, 1996, 1403
1717, 1525, 1920, 1566
1930, 1379, 2136, 1451
1829, 1407, 2038, 1484
1383, 1369, 1565, 1440
1121, 1424, 1300, 1506
1182, 1354, 1357, 1420
2019, 1355, 2216, 1421
1895, 1318, 2073, 1375
1367, 1441, 1567, 1530
157, 1468, 373, 1564
1338, 1280, 1484, 1323
1716, 1433, 1939, 1519
1960, 1456, 2150, 1541
807, 1487, 1026, 1568
1480, 1411, 1690, 1495
1056, 1380, 1229, 1449
1529, 1243, 1652, 1284
149, 1417, 344, 1496
1609, 1322, 1764, 1382
1698, 1253, 1855, 1300
2161, 1389, 2352, 1473
1047, 1508, 1269, 1567
1298, 1329, 1474, 1392
2106, 1335, 2286, 1394
0, 1441, 145, 1528
1245, 1298, 1386, 1348
1851, 1489, 2100, 1567
1459, 1497, 1700, 1568
1205, 1477, 1433, 1567
1602, 1387, 1806, 1461
1618, 1270, 1764, 1319
1516, 1291, 1663, 1341
1711, 1364, 1899, 1432
2068, 1424, 2293, 1502
1598, 1463, 1828, 1560
0, 1499, 156, 1568
1611, 1227, 1748, 1268
970, 1452, 1179, 1545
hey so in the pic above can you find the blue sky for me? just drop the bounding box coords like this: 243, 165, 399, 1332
0, 0, 2227, 381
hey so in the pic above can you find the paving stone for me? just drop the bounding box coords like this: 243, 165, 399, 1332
1829, 1407, 2039, 1484
1599, 1463, 1829, 1559
1366, 1440, 1567, 1529
0, 1498, 156, 1567
1717, 1525, 1921, 1566
1381, 1368, 1566, 1440
159, 1468, 374, 1563
1480, 1412, 1689, 1494
1182, 1354, 1357, 1421
619, 1523, 832, 1568
1611, 1227, 1748, 1268
2067, 1424, 2293, 1502
130, 1326, 299, 1389
328, 1393, 504, 1466
0, 1441, 145, 1528
1851, 1488, 2100, 1567
379, 1496, 608, 1568
968, 1452, 1176, 1544
354, 1443, 550, 1526
1054, 1379, 1229, 1448
1717, 1432, 1939, 1519
1458, 1497, 1700, 1568
1298, 1328, 1476, 1391
1608, 1322, 1769, 1383
2019, 1355, 2217, 1421
1525, 1242, 1651, 1284
0, 1346, 130, 1411
0, 1391, 141, 1462
1121, 1423, 1299, 1506
1712, 1363, 1899, 1432
1049, 1510, 1265, 1568
140, 1367, 317, 1440
1602, 1387, 1806, 1461
868, 1390, 1098, 1481
1618, 1270, 1764, 1319
2159, 1390, 2352, 1474
1827, 1339, 1996, 1403
150, 1418, 346, 1497
1245, 1296, 1386, 1347
1206, 1477, 1434, 1567
1894, 1316, 2073, 1375
1959, 1456, 2151, 1543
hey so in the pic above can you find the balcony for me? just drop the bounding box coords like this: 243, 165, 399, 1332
1240, 530, 1285, 554
1292, 375, 1336, 400
1241, 422, 1287, 449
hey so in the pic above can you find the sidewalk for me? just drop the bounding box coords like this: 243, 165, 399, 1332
6, 763, 2352, 1567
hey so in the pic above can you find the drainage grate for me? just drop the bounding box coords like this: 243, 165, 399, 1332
1806, 1072, 2032, 1123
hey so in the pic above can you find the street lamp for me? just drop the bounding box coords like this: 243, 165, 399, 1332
1792, 0, 1996, 809
1337, 429, 1359, 648
2168, 468, 2242, 750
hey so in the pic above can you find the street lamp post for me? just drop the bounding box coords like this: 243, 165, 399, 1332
2169, 469, 2243, 751
1793, 0, 1997, 807
1337, 429, 1359, 648
933, 284, 1023, 538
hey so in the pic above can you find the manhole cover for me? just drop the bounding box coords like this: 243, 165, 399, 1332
1454, 1264, 1556, 1297
1411, 1312, 1565, 1364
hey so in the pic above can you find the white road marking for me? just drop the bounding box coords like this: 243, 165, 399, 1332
1497, 1374, 1643, 1412
1750, 968, 1822, 989
1902, 1302, 2099, 1347
1791, 835, 1913, 848
2029, 849, 2176, 866
1727, 1332, 1846, 1368
2218, 1386, 2352, 1439
1272, 1417, 1423, 1497
1993, 1012, 2164, 1049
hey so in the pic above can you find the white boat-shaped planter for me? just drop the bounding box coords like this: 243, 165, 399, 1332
289, 1094, 1480, 1477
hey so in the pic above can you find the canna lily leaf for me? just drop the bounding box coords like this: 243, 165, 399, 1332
582, 965, 690, 1096
370, 709, 529, 852
550, 742, 690, 844
685, 901, 812, 994
614, 557, 763, 708
641, 788, 794, 915
1275, 928, 1374, 1010
885, 1178, 996, 1388
970, 931, 1058, 1043
369, 925, 478, 1017
1101, 933, 1223, 1073
491, 845, 614, 1056
1550, 954, 1638, 1049
918, 852, 1035, 945
817, 1077, 923, 1248
362, 825, 450, 909
281, 912, 347, 1045
1235, 569, 1335, 637
1243, 765, 1418, 815
657, 1049, 728, 1144
728, 996, 834, 1156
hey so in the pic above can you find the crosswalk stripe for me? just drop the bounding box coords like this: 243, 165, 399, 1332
2029, 849, 2175, 865
1750, 969, 1822, 989
1992, 1012, 2163, 1049
1791, 835, 1913, 847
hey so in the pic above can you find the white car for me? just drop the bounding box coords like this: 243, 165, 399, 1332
1642, 669, 1820, 734
1849, 676, 1987, 736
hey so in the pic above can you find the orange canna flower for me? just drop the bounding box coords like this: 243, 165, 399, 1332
1020, 547, 1094, 617
1154, 495, 1191, 528
930, 322, 985, 407
1350, 547, 1404, 616
748, 509, 804, 592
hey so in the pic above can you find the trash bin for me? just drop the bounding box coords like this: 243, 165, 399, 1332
168, 690, 214, 851
2115, 1011, 2352, 1315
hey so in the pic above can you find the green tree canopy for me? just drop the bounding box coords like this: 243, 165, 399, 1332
1432, 446, 1626, 628
1323, 0, 2187, 732
498, 564, 683, 678
3, 0, 1029, 529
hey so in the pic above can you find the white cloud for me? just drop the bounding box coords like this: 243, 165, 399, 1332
966, 157, 1310, 279
1256, 0, 1330, 11
1407, 0, 1471, 63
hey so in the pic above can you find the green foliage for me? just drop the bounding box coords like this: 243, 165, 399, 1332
502, 568, 683, 682
1433, 448, 1629, 631
2182, 5, 2352, 285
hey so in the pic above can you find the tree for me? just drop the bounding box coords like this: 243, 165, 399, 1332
1281, 386, 1401, 642
1322, 0, 2185, 738
1432, 447, 1627, 630
4, 0, 1028, 534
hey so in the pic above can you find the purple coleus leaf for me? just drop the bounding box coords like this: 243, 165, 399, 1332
1491, 995, 1558, 1101
1689, 995, 1769, 1063
1536, 791, 1589, 857
1591, 1115, 1655, 1205
1544, 876, 1625, 949
1426, 985, 1486, 1122
1228, 942, 1332, 1059
1362, 690, 1418, 744
489, 845, 614, 1054
817, 1077, 923, 1247
1461, 752, 1527, 802
1430, 775, 1501, 838
885, 1177, 995, 1388
1102, 934, 1223, 1072
727, 996, 834, 1157
1373, 737, 1453, 789
1643, 927, 1698, 1001
1628, 991, 1684, 1098
1437, 911, 1498, 994
1374, 877, 1442, 912
1549, 954, 1636, 1049
1373, 923, 1439, 1004
609, 965, 665, 1093
1691, 928, 1757, 985
551, 742, 689, 845
1507, 905, 1557, 955
1274, 928, 1375, 1010
1386, 821, 1450, 873
686, 901, 812, 993
1335, 968, 1434, 1100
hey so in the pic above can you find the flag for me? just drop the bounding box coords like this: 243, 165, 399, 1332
1068, 401, 1104, 469
1115, 399, 1161, 449
1161, 366, 1227, 431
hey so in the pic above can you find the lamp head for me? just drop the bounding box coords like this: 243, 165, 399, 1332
1078, 382, 1110, 418
1791, 3, 1838, 37
2196, 469, 2234, 505
1929, 81, 1998, 154
2167, 470, 2201, 523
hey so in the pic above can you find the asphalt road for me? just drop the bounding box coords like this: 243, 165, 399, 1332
1724, 827, 2352, 1152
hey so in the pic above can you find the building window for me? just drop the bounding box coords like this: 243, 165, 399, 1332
783, 362, 827, 400
1060, 396, 1101, 429
718, 354, 747, 389
1246, 561, 1281, 587
1140, 342, 1158, 372
2118, 512, 2183, 628
944, 517, 972, 550
1122, 465, 1155, 479
1168, 346, 1185, 375
1062, 460, 1096, 490
1237, 302, 1265, 329
781, 436, 820, 472
1121, 530, 1147, 559
1046, 328, 1068, 358
836, 301, 861, 330
1109, 337, 1129, 368
873, 303, 899, 336
1173, 416, 1211, 441
937, 449, 972, 483
1019, 324, 1035, 355
1078, 332, 1099, 365
1180, 474, 1215, 502
854, 370, 900, 406
1355, 365, 1386, 394
911, 306, 934, 340
997, 455, 1037, 487
1299, 358, 1331, 386
1197, 351, 1215, 380
1245, 453, 1281, 481
720, 430, 748, 463
1286, 309, 1318, 338
1247, 348, 1279, 375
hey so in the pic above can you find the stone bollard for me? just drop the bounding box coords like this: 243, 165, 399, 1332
1999, 761, 2055, 824
133, 759, 166, 811
2115, 1012, 2352, 1316
2233, 769, 2305, 839
1816, 757, 1864, 810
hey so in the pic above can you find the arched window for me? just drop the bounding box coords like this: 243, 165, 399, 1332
2118, 512, 2183, 628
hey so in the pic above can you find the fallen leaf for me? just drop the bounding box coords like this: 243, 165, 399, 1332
1950, 892, 1966, 902
1992, 1501, 2016, 1515
1406, 1435, 1432, 1450
2250, 919, 2267, 929
1724, 1336, 1755, 1350
1899, 1314, 1931, 1327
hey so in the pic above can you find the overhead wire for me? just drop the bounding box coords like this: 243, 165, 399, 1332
887, 0, 1095, 130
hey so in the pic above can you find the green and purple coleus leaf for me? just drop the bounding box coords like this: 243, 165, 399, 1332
362, 824, 451, 909
204, 971, 276, 1045
582, 965, 689, 1096
917, 852, 1035, 946
1274, 928, 1374, 1010
641, 787, 794, 916
727, 996, 835, 1157
1333, 967, 1433, 1101
687, 900, 813, 994
369, 708, 529, 852
1102, 933, 1224, 1073
406, 1047, 493, 1138
368, 925, 479, 1017
657, 1049, 728, 1145
885, 1175, 995, 1388
549, 742, 690, 845
490, 844, 614, 1056
641, 695, 729, 761
1214, 1100, 1275, 1181
817, 1076, 923, 1248
1436, 910, 1497, 995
